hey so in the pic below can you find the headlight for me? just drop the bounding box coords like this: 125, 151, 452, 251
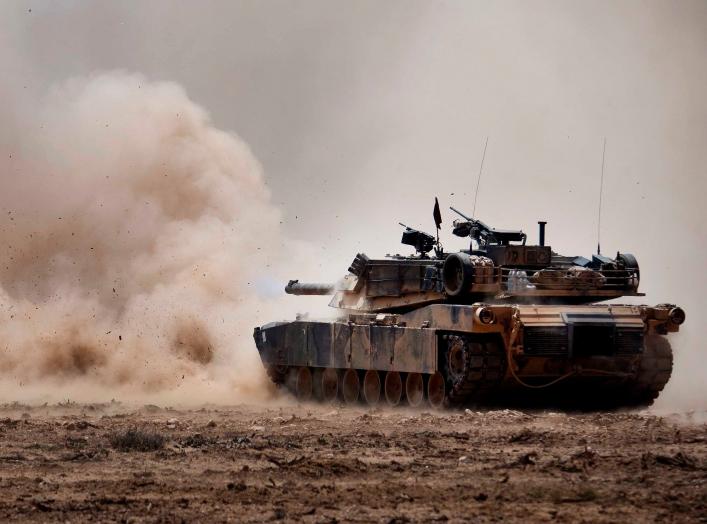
669, 307, 685, 326
476, 307, 496, 325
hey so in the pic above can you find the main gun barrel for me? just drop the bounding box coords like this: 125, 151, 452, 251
285, 280, 335, 296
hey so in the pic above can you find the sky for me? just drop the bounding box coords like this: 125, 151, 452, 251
1, 0, 705, 408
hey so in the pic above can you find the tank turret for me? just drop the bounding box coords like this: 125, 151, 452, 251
289, 210, 642, 312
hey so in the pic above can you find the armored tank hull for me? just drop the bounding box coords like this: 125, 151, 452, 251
254, 302, 681, 408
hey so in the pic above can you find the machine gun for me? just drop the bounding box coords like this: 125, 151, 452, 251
399, 222, 437, 256
449, 207, 527, 248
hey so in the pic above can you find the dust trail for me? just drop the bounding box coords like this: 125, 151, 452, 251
0, 71, 302, 404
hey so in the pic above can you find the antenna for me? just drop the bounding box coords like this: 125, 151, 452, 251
597, 137, 607, 255
471, 136, 489, 219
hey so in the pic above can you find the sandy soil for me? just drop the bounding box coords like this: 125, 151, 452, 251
0, 401, 704, 523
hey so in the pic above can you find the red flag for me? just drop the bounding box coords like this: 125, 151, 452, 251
433, 197, 442, 230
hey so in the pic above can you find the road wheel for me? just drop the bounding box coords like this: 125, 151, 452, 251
384, 371, 403, 406
405, 372, 424, 407
286, 367, 312, 402
313, 368, 338, 403
362, 370, 381, 406
341, 369, 360, 404
427, 372, 446, 408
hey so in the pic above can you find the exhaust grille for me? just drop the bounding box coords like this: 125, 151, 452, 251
524, 327, 569, 356
524, 326, 644, 357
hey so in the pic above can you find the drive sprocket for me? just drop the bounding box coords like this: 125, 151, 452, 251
441, 334, 506, 405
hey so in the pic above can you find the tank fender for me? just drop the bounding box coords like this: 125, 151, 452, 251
398, 303, 516, 333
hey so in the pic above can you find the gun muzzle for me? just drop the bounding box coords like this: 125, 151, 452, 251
285, 280, 335, 295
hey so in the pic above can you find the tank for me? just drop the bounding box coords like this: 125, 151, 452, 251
254, 207, 685, 409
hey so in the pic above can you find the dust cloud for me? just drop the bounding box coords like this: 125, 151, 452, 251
0, 72, 308, 404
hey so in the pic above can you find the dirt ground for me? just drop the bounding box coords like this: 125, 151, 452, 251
0, 401, 704, 523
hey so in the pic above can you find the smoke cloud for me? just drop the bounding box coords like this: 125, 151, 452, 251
0, 72, 300, 404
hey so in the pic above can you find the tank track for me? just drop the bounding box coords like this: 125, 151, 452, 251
623, 335, 673, 407
267, 334, 672, 409
441, 333, 506, 405
568, 334, 674, 410
439, 333, 672, 409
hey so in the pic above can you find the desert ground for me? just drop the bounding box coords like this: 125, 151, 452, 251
0, 401, 704, 523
